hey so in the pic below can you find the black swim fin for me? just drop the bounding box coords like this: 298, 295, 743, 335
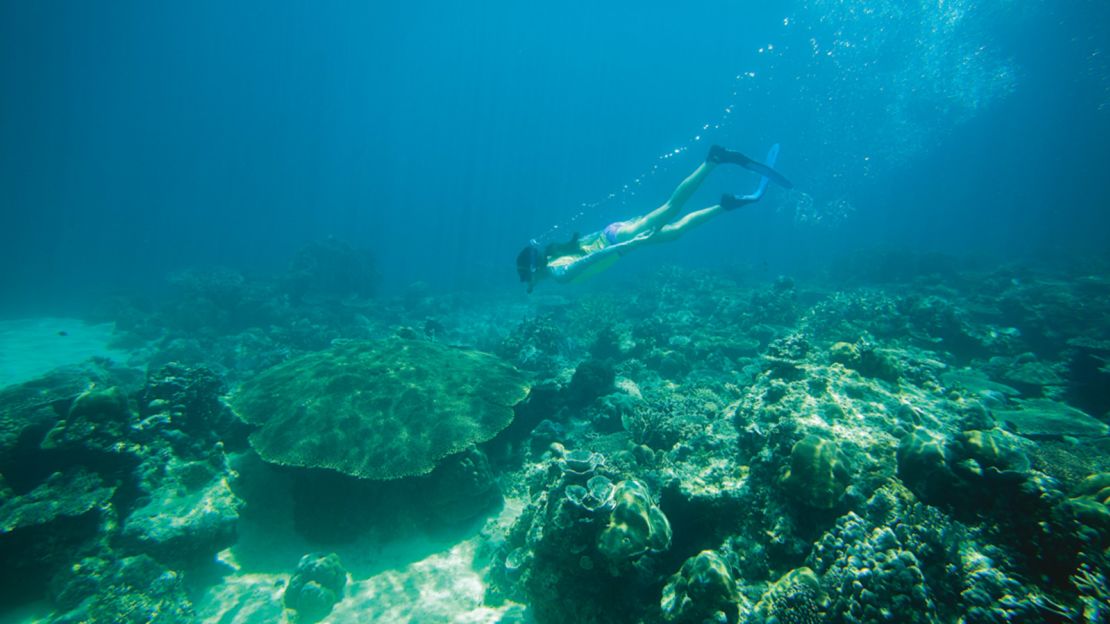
707, 144, 793, 189
721, 193, 758, 211
742, 160, 793, 189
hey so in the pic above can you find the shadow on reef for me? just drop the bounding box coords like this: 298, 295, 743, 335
280, 447, 504, 549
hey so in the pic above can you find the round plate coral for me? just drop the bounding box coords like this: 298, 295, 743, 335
231, 338, 529, 480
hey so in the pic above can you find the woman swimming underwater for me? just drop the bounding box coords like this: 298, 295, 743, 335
515, 144, 792, 293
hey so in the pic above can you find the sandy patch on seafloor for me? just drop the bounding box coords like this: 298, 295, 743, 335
197, 540, 510, 624
194, 454, 526, 624
0, 317, 130, 388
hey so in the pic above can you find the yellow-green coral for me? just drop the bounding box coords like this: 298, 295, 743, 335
780, 435, 852, 509
952, 428, 1030, 478
660, 550, 743, 624
597, 479, 671, 561
1068, 473, 1110, 532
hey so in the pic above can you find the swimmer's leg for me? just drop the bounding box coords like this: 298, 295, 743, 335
610, 161, 716, 241
643, 204, 726, 245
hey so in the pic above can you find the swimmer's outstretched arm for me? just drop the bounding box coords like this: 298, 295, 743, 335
549, 232, 652, 282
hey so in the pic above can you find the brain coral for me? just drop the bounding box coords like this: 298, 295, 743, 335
231, 338, 529, 480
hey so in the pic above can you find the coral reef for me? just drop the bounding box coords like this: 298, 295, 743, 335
4, 254, 1110, 623
0, 360, 240, 617
488, 448, 674, 624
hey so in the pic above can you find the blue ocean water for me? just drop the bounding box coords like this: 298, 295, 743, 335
2, 1, 1107, 310
2, 2, 1110, 623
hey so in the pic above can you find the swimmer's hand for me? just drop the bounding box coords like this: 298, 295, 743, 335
617, 229, 655, 256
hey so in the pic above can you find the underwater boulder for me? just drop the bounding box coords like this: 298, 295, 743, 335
660, 550, 745, 624
779, 435, 852, 510
0, 468, 114, 535
0, 365, 123, 461
565, 358, 616, 407
48, 554, 194, 623
120, 452, 242, 567
284, 552, 348, 623
230, 338, 529, 480
897, 427, 958, 504
0, 468, 115, 605
40, 384, 140, 459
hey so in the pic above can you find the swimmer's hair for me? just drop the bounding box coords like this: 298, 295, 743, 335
516, 245, 537, 283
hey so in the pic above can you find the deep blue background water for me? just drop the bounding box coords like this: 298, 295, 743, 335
2, 1, 1108, 313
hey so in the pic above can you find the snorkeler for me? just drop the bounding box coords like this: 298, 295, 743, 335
516, 144, 792, 293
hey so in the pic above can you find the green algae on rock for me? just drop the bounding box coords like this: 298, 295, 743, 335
231, 338, 529, 479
